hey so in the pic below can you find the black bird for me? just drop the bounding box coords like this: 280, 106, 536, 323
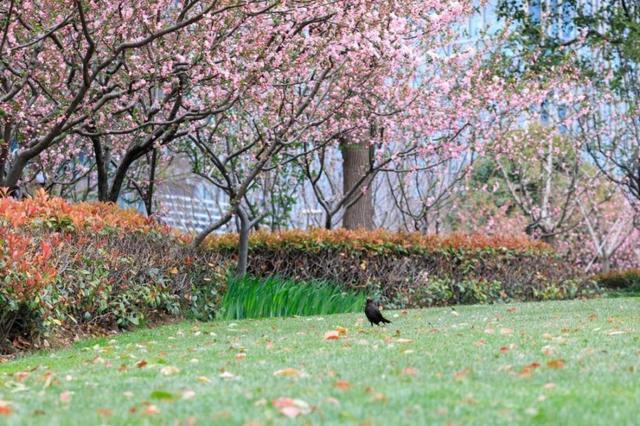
364, 298, 391, 326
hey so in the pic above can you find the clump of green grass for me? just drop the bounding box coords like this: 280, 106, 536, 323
219, 275, 365, 319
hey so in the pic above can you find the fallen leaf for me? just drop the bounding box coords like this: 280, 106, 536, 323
453, 368, 470, 381
91, 356, 105, 365
336, 326, 348, 336
272, 397, 311, 418
43, 372, 55, 389
324, 330, 340, 340
14, 372, 29, 382
0, 401, 12, 416
219, 371, 236, 380
500, 328, 513, 335
402, 367, 418, 377
507, 307, 517, 313
544, 382, 557, 390
143, 405, 160, 415
182, 390, 196, 400
60, 391, 72, 404
235, 353, 247, 361
136, 359, 148, 368
273, 368, 301, 378
371, 392, 387, 402
196, 376, 211, 383
518, 362, 540, 378
118, 364, 128, 372
608, 330, 626, 336
325, 397, 340, 406
335, 380, 350, 390
96, 408, 113, 417
500, 346, 510, 353
541, 345, 555, 356
160, 366, 180, 376
546, 359, 565, 369
396, 338, 413, 344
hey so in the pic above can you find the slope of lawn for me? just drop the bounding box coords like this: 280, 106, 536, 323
0, 298, 638, 425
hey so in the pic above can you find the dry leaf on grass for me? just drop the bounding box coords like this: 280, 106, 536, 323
14, 372, 29, 382
324, 331, 340, 340
219, 371, 237, 380
273, 368, 301, 378
143, 405, 161, 415
402, 367, 418, 377
196, 376, 211, 383
0, 401, 12, 416
97, 408, 113, 417
546, 359, 565, 369
160, 366, 180, 376
334, 380, 351, 390
60, 391, 72, 404
272, 397, 311, 418
453, 368, 470, 381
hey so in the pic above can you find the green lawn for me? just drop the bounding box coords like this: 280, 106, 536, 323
0, 298, 638, 425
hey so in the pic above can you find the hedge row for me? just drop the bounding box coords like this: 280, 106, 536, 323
593, 269, 640, 291
0, 192, 223, 353
202, 229, 599, 308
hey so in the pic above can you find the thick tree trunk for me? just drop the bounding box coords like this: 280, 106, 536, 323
341, 137, 374, 230
90, 135, 109, 201
0, 124, 11, 184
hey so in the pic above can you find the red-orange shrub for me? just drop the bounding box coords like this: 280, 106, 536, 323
0, 191, 220, 353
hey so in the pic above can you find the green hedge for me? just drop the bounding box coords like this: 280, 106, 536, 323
201, 229, 600, 309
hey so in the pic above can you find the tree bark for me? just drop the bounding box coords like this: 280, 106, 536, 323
341, 137, 374, 229
236, 206, 250, 277
145, 149, 158, 215
90, 134, 109, 201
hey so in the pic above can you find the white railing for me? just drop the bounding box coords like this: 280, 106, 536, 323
155, 193, 231, 234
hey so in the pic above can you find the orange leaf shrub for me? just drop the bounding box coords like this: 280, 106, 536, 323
0, 192, 221, 354
202, 228, 596, 309
204, 227, 552, 254
0, 189, 166, 233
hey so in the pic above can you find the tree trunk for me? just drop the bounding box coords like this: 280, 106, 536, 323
341, 137, 374, 229
90, 135, 110, 201
236, 206, 250, 277
145, 149, 158, 215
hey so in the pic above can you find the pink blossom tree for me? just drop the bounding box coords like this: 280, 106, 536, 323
0, 0, 275, 200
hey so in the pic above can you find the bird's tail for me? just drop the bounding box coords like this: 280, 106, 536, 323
381, 317, 391, 324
